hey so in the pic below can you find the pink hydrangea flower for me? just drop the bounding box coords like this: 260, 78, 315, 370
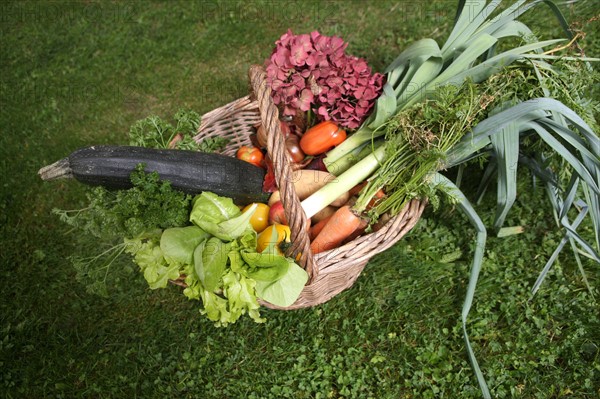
265, 30, 384, 129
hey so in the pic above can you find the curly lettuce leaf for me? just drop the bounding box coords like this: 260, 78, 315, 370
222, 270, 265, 325
182, 263, 201, 300
238, 231, 257, 250
200, 288, 234, 326
192, 269, 265, 327
183, 240, 268, 327
126, 235, 182, 289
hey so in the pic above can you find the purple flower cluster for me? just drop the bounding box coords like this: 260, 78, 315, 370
265, 30, 384, 129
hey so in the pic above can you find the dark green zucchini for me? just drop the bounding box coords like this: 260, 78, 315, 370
38, 145, 269, 204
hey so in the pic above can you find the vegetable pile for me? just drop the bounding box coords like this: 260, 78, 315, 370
126, 192, 307, 326
39, 1, 599, 396
47, 109, 309, 325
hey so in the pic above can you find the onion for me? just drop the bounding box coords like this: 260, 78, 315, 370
285, 135, 305, 163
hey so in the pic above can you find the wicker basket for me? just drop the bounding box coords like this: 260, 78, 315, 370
192, 65, 426, 310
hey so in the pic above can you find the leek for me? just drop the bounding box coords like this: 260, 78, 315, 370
324, 1, 563, 168
301, 146, 386, 219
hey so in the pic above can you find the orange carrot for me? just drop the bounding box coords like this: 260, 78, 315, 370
342, 217, 369, 244
310, 205, 363, 254
309, 214, 333, 241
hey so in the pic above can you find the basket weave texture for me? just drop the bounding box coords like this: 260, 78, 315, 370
192, 65, 426, 310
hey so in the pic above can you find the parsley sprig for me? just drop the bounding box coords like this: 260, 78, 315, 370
128, 108, 229, 152
54, 164, 192, 240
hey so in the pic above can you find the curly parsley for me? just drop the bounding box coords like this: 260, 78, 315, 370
54, 164, 192, 240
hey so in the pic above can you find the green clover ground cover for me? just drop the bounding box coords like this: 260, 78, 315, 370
1, 1, 598, 398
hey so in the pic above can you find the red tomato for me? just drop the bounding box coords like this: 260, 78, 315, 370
237, 146, 264, 167
299, 121, 347, 156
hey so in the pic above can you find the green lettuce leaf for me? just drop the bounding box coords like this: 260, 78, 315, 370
222, 270, 265, 325
194, 237, 230, 292
228, 248, 245, 274
144, 261, 181, 289
190, 193, 256, 241
240, 248, 290, 282
160, 225, 209, 265
255, 260, 308, 307
190, 192, 241, 226
200, 288, 233, 326
180, 263, 202, 300
238, 231, 257, 250
196, 269, 265, 327
212, 203, 256, 241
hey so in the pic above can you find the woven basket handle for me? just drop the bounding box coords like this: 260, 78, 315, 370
248, 65, 316, 280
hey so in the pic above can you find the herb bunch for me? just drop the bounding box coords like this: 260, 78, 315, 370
54, 164, 192, 240
357, 80, 494, 219
128, 108, 229, 152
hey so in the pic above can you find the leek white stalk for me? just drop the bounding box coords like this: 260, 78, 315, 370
326, 140, 383, 176
300, 146, 386, 219
324, 127, 382, 167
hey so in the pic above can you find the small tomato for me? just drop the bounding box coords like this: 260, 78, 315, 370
243, 203, 270, 233
299, 121, 346, 156
257, 224, 292, 254
237, 145, 264, 167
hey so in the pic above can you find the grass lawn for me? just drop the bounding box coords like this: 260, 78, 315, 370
1, 0, 599, 398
